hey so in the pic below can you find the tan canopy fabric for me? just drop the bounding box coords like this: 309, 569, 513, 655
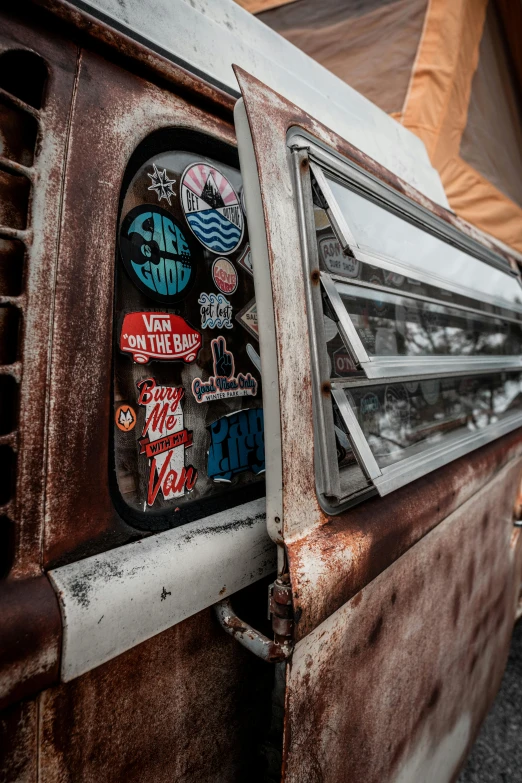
245, 0, 522, 254
258, 0, 428, 116
398, 0, 522, 253
460, 2, 522, 209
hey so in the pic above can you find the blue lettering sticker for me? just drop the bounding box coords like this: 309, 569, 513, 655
119, 204, 196, 303
207, 408, 265, 483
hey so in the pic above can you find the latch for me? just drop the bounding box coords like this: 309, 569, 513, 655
214, 576, 293, 662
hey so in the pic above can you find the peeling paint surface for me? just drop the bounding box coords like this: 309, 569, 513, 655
235, 67, 522, 782
283, 459, 522, 783
38, 603, 274, 783
50, 498, 275, 681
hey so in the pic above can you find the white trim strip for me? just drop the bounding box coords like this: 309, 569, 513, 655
49, 498, 275, 682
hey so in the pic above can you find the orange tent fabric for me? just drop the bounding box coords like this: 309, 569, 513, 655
399, 0, 522, 253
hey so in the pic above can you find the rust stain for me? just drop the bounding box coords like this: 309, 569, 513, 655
283, 458, 522, 783
0, 575, 61, 710
39, 606, 274, 782
42, 43, 236, 569
33, 0, 236, 118
0, 698, 38, 782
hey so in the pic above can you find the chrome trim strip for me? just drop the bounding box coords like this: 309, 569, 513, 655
289, 131, 518, 277
309, 161, 359, 251
330, 272, 522, 325
320, 273, 369, 365
374, 412, 522, 495
351, 247, 522, 318
331, 387, 381, 480
362, 356, 522, 380
292, 150, 341, 499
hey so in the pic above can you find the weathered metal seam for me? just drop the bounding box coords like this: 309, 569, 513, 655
39, 45, 82, 573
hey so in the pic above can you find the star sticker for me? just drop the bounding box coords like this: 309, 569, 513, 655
147, 163, 176, 205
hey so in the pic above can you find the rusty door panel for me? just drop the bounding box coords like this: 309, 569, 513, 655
43, 45, 237, 569
234, 65, 522, 636
289, 428, 522, 640
284, 457, 522, 783
39, 606, 272, 783
235, 67, 522, 782
0, 698, 38, 783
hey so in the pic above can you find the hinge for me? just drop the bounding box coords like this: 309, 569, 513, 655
269, 576, 293, 645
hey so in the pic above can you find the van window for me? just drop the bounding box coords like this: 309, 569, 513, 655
291, 136, 522, 507
112, 133, 264, 530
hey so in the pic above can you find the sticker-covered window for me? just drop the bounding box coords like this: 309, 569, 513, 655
112, 134, 263, 529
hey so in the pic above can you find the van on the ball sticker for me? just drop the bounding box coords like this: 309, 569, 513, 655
180, 162, 244, 255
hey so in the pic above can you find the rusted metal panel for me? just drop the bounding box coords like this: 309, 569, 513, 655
235, 66, 522, 781
283, 458, 522, 783
234, 65, 522, 636
32, 0, 236, 118
0, 576, 61, 711
39, 605, 273, 783
290, 429, 522, 640
42, 46, 237, 568
0, 699, 38, 783
0, 11, 77, 579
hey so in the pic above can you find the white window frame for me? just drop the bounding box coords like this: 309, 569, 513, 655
289, 131, 522, 507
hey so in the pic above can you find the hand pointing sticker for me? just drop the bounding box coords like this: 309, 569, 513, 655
212, 336, 234, 378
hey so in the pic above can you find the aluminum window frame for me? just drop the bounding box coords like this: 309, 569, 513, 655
289, 134, 522, 504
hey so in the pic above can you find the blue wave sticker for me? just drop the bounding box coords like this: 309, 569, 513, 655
181, 162, 244, 255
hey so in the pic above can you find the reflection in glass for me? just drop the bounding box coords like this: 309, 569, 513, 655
337, 372, 522, 468
326, 177, 522, 306
336, 285, 522, 358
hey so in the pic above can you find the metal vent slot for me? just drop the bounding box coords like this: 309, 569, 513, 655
0, 238, 24, 296
0, 167, 31, 230
0, 305, 21, 365
0, 375, 18, 437
0, 97, 38, 167
0, 48, 46, 578
0, 49, 47, 110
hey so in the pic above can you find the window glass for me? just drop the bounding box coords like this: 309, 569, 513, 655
326, 176, 522, 306
112, 140, 264, 529
305, 162, 522, 505
335, 371, 522, 469
334, 284, 522, 359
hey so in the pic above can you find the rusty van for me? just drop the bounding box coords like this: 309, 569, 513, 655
1, 1, 522, 781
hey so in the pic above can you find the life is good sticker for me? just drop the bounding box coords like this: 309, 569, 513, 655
119, 205, 196, 303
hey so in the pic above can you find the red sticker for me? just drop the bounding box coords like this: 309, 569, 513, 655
212, 257, 238, 295
120, 312, 201, 364
136, 378, 197, 506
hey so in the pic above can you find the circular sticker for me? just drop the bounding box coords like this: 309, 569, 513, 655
212, 257, 238, 295
180, 162, 244, 255
119, 205, 196, 303
421, 379, 440, 405
323, 315, 338, 342
115, 404, 136, 432
385, 385, 410, 429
